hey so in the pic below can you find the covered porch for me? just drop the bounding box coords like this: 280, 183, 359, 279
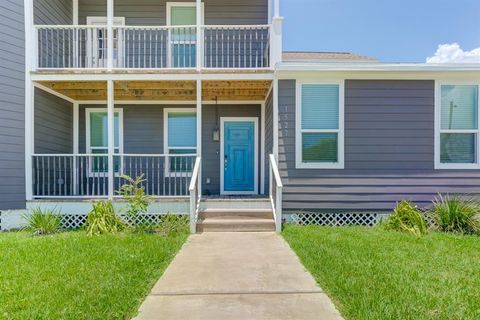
28, 79, 274, 200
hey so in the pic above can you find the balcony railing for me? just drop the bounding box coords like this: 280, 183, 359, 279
34, 24, 272, 70
32, 154, 196, 198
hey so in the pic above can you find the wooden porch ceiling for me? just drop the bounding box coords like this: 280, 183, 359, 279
37, 80, 272, 101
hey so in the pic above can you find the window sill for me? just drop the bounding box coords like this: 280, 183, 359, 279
295, 162, 344, 170
435, 163, 480, 170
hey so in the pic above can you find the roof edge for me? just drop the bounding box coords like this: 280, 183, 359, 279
276, 62, 480, 72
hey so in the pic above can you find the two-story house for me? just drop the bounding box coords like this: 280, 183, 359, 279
0, 0, 479, 232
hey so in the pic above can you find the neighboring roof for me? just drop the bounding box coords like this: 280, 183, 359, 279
276, 62, 480, 72
280, 51, 480, 72
282, 51, 378, 63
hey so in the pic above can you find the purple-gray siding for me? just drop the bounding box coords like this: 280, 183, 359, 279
278, 79, 480, 211
78, 0, 268, 25
0, 0, 25, 210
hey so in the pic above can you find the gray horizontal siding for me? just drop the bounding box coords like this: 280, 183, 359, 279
0, 0, 25, 210
278, 79, 480, 211
34, 89, 73, 154
34, 0, 72, 24
79, 0, 268, 25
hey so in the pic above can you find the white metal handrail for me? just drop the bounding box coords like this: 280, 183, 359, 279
36, 25, 109, 69
269, 154, 283, 233
32, 154, 196, 198
114, 25, 197, 68
202, 25, 270, 69
34, 24, 272, 69
189, 157, 202, 234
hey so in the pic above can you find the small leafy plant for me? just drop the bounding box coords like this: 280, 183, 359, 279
85, 201, 125, 236
23, 207, 62, 236
155, 213, 189, 236
430, 194, 480, 235
383, 200, 428, 235
117, 174, 150, 230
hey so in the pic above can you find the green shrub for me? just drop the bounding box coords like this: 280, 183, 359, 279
430, 194, 480, 235
23, 207, 62, 236
85, 201, 125, 236
383, 200, 428, 235
117, 174, 150, 231
155, 213, 189, 236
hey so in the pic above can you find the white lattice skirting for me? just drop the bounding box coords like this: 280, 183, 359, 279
287, 211, 385, 227
287, 211, 438, 228
0, 211, 186, 231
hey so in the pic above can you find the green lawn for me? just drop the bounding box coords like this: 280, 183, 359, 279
0, 231, 188, 320
283, 225, 480, 320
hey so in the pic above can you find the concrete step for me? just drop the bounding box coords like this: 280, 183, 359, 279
200, 198, 271, 211
196, 217, 276, 233
199, 209, 273, 220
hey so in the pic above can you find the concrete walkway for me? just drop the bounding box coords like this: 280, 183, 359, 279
134, 232, 343, 320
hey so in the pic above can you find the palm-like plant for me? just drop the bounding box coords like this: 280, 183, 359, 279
23, 208, 62, 235
430, 194, 480, 235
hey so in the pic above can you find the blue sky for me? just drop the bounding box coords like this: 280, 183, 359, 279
281, 0, 480, 62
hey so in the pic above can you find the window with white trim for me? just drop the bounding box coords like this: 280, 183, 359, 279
296, 81, 344, 169
437, 83, 480, 169
164, 108, 197, 175
86, 108, 123, 174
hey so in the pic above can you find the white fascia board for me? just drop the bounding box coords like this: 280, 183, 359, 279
30, 72, 275, 82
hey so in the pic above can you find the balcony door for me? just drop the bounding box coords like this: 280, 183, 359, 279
86, 17, 125, 68
166, 2, 204, 68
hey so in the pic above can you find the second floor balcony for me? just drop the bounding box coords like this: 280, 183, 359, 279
34, 24, 275, 70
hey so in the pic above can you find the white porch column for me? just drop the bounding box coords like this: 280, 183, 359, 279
25, 82, 35, 201
273, 78, 279, 160
72, 0, 79, 25
270, 17, 283, 68
107, 0, 114, 70
107, 80, 115, 199
196, 0, 202, 70
270, 0, 283, 68
25, 0, 34, 201
260, 102, 266, 195
196, 80, 202, 196
73, 102, 79, 195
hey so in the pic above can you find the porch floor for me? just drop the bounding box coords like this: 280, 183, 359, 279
134, 232, 343, 320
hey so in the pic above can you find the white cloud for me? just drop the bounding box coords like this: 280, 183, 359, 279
426, 43, 480, 63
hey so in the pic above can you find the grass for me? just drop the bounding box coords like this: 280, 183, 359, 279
283, 225, 480, 320
0, 231, 188, 320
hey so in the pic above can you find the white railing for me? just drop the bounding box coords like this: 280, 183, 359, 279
34, 24, 272, 69
114, 25, 197, 68
202, 25, 270, 68
269, 154, 283, 233
36, 25, 109, 69
32, 154, 196, 198
189, 157, 202, 234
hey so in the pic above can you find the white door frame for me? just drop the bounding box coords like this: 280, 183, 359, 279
220, 117, 259, 195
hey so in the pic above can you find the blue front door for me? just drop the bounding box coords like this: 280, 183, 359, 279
223, 120, 256, 193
